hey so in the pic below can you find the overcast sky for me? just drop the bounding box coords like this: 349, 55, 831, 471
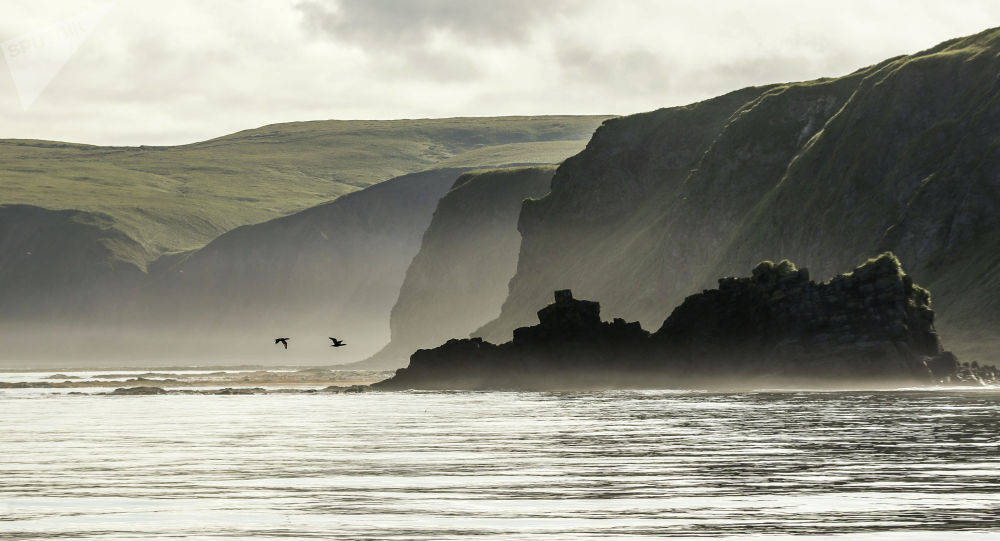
1, 0, 998, 146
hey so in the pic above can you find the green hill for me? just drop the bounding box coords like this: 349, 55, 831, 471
0, 116, 607, 267
477, 28, 1000, 364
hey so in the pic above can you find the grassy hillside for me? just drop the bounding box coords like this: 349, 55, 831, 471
478, 28, 1000, 364
0, 116, 606, 267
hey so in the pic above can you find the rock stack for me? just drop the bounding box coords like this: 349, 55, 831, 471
373, 253, 997, 390
653, 253, 961, 382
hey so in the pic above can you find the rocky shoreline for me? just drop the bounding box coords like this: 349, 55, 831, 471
374, 254, 999, 390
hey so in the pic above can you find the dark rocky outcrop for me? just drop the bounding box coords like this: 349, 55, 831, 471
652, 254, 963, 382
374, 255, 998, 390
110, 386, 167, 395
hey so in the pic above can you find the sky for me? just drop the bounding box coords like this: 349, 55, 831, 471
0, 0, 998, 146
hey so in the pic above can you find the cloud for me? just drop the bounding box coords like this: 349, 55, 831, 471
555, 45, 672, 94
294, 0, 579, 83
0, 1, 998, 145
295, 0, 575, 48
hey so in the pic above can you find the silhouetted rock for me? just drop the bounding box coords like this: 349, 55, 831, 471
214, 387, 266, 395
110, 386, 167, 395
374, 254, 997, 390
651, 254, 959, 382
321, 384, 369, 393
375, 288, 650, 390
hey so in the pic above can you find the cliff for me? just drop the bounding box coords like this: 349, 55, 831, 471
375, 255, 997, 390
0, 116, 608, 366
475, 28, 1000, 365
356, 166, 555, 369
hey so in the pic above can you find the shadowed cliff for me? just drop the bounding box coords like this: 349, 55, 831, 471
353, 166, 555, 369
475, 28, 1000, 365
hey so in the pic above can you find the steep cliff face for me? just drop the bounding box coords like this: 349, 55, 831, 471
358, 166, 555, 369
477, 28, 1000, 363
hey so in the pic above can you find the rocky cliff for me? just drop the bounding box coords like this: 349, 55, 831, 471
356, 166, 555, 369
375, 255, 996, 390
476, 28, 1000, 365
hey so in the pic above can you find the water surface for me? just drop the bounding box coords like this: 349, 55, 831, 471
2, 385, 999, 539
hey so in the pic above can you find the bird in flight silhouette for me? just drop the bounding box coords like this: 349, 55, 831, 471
329, 337, 346, 348
274, 337, 290, 349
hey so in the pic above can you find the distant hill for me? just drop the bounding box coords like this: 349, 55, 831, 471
476, 28, 1000, 365
0, 116, 607, 267
0, 166, 555, 365
134, 168, 475, 364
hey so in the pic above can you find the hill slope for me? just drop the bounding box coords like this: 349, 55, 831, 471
127, 168, 471, 364
0, 205, 144, 321
477, 28, 1000, 364
0, 116, 607, 265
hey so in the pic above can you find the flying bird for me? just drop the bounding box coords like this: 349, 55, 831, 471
329, 337, 346, 348
274, 337, 290, 349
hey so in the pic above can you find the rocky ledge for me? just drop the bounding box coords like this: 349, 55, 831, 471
373, 254, 998, 390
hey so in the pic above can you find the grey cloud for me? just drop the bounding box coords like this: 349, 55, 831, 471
295, 0, 578, 48
294, 0, 580, 82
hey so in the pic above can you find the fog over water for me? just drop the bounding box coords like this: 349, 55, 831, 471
2, 385, 999, 539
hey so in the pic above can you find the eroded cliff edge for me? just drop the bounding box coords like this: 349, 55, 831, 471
374, 254, 998, 390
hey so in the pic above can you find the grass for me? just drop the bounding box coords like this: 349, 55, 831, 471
0, 116, 608, 266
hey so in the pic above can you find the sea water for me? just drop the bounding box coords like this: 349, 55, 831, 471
1, 380, 999, 539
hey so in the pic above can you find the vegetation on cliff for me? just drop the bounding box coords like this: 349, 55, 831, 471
476, 28, 1000, 365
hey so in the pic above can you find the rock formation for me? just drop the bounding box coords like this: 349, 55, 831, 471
374, 254, 998, 390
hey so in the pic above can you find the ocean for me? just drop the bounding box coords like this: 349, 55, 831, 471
2, 376, 999, 539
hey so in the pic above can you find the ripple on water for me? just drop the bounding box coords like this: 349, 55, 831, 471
1, 389, 999, 539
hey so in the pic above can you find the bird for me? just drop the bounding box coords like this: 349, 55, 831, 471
329, 337, 347, 348
274, 337, 290, 349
